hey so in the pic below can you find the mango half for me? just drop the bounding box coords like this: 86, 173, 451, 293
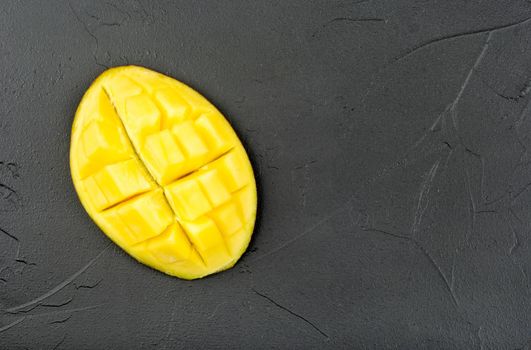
70, 66, 257, 279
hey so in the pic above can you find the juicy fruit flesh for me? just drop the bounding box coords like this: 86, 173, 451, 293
70, 66, 257, 279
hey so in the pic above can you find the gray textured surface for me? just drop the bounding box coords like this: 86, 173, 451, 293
1, 0, 531, 349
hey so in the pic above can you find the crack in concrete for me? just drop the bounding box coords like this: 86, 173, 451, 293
5, 245, 110, 313
394, 15, 531, 63
0, 317, 25, 334
411, 159, 440, 237
67, 1, 109, 69
253, 289, 329, 340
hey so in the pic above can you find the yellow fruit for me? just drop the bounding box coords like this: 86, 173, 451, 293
70, 66, 257, 279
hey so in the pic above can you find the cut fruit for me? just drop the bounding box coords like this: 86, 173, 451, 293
70, 66, 257, 279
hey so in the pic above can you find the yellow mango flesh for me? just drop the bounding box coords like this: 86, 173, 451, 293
70, 66, 257, 279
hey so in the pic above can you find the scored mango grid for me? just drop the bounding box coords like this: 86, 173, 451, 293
108, 74, 235, 187
108, 91, 240, 264
81, 77, 249, 267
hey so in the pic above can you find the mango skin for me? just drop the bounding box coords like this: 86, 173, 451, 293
70, 66, 257, 280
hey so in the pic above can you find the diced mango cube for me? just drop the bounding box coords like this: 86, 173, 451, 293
195, 112, 235, 154
210, 201, 243, 236
164, 179, 212, 221
175, 86, 213, 116
234, 185, 256, 222
105, 75, 143, 101
145, 223, 192, 264
155, 88, 191, 127
171, 121, 209, 164
79, 119, 132, 178
126, 72, 171, 94
180, 217, 225, 252
81, 176, 108, 211
197, 170, 231, 207
226, 229, 251, 256
210, 149, 250, 192
198, 245, 232, 268
82, 159, 154, 211
123, 94, 161, 145
102, 189, 173, 245
142, 130, 186, 185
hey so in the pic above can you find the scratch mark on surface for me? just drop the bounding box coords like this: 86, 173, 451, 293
505, 213, 520, 256
362, 21, 494, 147
520, 78, 531, 98
475, 210, 497, 215
412, 160, 440, 236
302, 164, 309, 208
440, 34, 491, 245
98, 21, 122, 28
207, 302, 225, 320
0, 225, 23, 270
450, 33, 492, 109
377, 151, 461, 308
410, 112, 445, 152
67, 1, 108, 69
49, 315, 72, 325
253, 289, 329, 339
6, 245, 110, 313
41, 297, 73, 308
28, 304, 103, 319
511, 181, 531, 203
465, 148, 484, 201
74, 279, 102, 290
4, 303, 40, 314
515, 89, 531, 130
312, 16, 386, 37
0, 226, 18, 242
463, 150, 479, 235
404, 145, 460, 308
362, 227, 410, 241
0, 183, 21, 211
449, 32, 492, 130
0, 317, 25, 334
253, 207, 346, 262
106, 1, 131, 20
325, 17, 385, 24
480, 76, 521, 103
14, 258, 36, 266
52, 336, 66, 350
86, 11, 126, 28
414, 241, 460, 307
500, 211, 530, 289
509, 207, 524, 225
394, 16, 530, 63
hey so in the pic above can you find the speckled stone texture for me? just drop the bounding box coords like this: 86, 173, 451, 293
1, 1, 531, 349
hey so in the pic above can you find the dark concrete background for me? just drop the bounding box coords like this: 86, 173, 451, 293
1, 0, 531, 349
